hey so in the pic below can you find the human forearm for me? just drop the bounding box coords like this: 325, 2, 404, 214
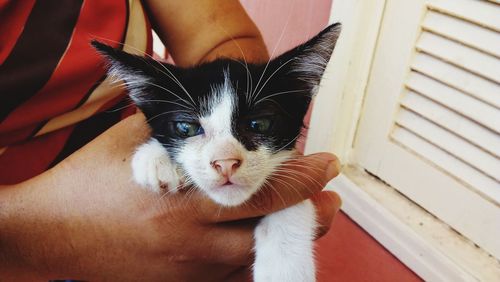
199, 35, 269, 64
0, 180, 66, 280
0, 115, 150, 280
0, 185, 30, 278
143, 0, 269, 66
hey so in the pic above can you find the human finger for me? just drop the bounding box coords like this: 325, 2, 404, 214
224, 266, 252, 282
311, 190, 342, 239
180, 219, 257, 266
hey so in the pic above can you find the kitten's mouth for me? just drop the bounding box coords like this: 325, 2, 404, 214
213, 179, 243, 190
206, 178, 258, 206
217, 177, 239, 187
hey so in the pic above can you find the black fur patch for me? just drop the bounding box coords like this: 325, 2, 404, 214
91, 23, 340, 156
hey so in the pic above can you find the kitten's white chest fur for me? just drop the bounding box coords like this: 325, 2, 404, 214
132, 138, 317, 282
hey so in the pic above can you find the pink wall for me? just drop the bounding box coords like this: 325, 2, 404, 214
240, 0, 333, 56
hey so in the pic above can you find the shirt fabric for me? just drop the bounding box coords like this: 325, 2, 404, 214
0, 0, 152, 184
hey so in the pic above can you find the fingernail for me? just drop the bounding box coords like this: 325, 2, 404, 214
325, 159, 341, 180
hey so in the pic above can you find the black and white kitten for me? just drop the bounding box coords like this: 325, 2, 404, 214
92, 23, 340, 282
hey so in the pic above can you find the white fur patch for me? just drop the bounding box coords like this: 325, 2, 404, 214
254, 199, 317, 282
200, 82, 235, 137
131, 138, 180, 193
106, 62, 151, 105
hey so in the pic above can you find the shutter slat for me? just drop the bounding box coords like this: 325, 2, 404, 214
406, 72, 500, 133
354, 0, 500, 258
416, 32, 500, 83
422, 10, 500, 57
395, 109, 500, 181
411, 53, 500, 108
391, 126, 500, 203
401, 90, 500, 157
428, 0, 500, 32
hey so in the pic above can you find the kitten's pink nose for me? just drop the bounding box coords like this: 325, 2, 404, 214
211, 159, 242, 178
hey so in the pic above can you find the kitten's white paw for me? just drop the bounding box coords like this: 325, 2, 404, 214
131, 138, 180, 193
254, 200, 317, 282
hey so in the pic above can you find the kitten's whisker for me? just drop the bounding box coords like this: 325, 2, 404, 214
146, 109, 193, 123
273, 133, 302, 153
209, 18, 254, 105
151, 61, 197, 106
104, 100, 136, 113
245, 199, 261, 213
270, 171, 316, 195
130, 97, 194, 111
278, 162, 324, 174
263, 179, 287, 208
124, 80, 196, 110
90, 35, 151, 57
232, 60, 253, 104
254, 89, 308, 105
284, 157, 333, 170
92, 35, 197, 106
181, 185, 198, 207
266, 177, 302, 203
136, 81, 195, 111
274, 167, 323, 185
276, 166, 324, 178
127, 54, 197, 107
216, 204, 224, 221
251, 57, 298, 103
235, 80, 240, 102
250, 0, 295, 101
273, 169, 325, 191
158, 186, 181, 201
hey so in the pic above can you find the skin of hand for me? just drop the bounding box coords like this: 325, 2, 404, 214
0, 113, 341, 281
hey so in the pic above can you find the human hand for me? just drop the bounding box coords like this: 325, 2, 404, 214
0, 113, 341, 281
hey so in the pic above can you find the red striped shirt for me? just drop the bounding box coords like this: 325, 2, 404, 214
0, 0, 152, 184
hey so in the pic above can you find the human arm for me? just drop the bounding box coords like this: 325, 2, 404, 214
143, 0, 269, 65
0, 113, 341, 281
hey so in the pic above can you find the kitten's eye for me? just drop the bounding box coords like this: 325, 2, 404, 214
248, 117, 273, 133
175, 122, 204, 138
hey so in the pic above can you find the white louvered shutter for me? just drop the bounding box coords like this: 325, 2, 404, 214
354, 0, 500, 259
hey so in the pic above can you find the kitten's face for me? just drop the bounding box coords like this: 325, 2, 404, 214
93, 24, 340, 206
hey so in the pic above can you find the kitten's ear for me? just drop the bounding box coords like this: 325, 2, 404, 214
91, 40, 174, 106
275, 23, 341, 89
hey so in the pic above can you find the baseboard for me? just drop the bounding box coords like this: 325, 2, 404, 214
327, 173, 478, 282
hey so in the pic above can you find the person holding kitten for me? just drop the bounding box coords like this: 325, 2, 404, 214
0, 0, 341, 281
